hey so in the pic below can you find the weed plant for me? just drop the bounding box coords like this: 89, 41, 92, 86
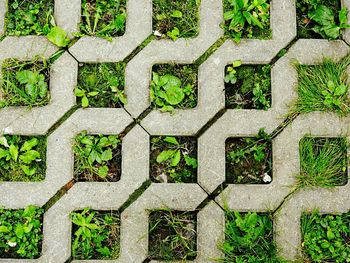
150, 64, 197, 112
76, 63, 126, 108
225, 61, 271, 109
0, 206, 43, 259
294, 55, 350, 116
296, 0, 350, 39
226, 128, 272, 184
0, 58, 50, 108
71, 208, 120, 260
73, 131, 122, 182
297, 137, 348, 188
217, 211, 281, 263
152, 0, 200, 40
78, 0, 127, 39
150, 136, 197, 183
0, 135, 46, 182
223, 0, 271, 43
148, 209, 197, 260
301, 210, 350, 262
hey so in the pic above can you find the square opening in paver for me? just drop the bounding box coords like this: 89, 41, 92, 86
76, 62, 126, 108
150, 64, 198, 112
296, 0, 347, 40
152, 0, 200, 40
150, 136, 197, 183
4, 0, 54, 36
71, 208, 120, 260
0, 135, 46, 182
218, 211, 278, 262
294, 57, 350, 117
225, 129, 272, 184
73, 131, 122, 182
301, 210, 350, 262
148, 209, 197, 261
297, 137, 348, 188
223, 0, 271, 42
0, 205, 44, 259
0, 58, 51, 108
79, 0, 127, 39
224, 61, 271, 110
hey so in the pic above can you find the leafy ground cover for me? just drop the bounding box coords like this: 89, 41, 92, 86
0, 206, 43, 259
223, 0, 271, 43
78, 0, 127, 39
0, 135, 46, 182
71, 208, 120, 260
301, 210, 350, 262
150, 64, 197, 112
73, 131, 122, 182
152, 0, 200, 40
293, 54, 350, 116
225, 61, 271, 109
0, 58, 50, 108
297, 137, 348, 188
217, 211, 280, 262
76, 63, 126, 108
226, 128, 272, 184
296, 0, 350, 39
150, 136, 197, 183
148, 209, 197, 260
4, 0, 54, 36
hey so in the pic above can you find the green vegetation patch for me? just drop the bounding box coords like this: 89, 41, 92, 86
79, 0, 127, 39
4, 0, 54, 36
294, 55, 350, 116
225, 61, 271, 110
73, 131, 122, 182
298, 137, 348, 188
152, 0, 200, 40
223, 0, 271, 43
150, 136, 197, 183
150, 64, 197, 112
226, 128, 272, 184
0, 205, 43, 259
296, 0, 350, 39
148, 209, 197, 260
301, 210, 350, 262
0, 58, 50, 108
71, 208, 120, 260
0, 135, 46, 182
75, 62, 126, 108
217, 211, 280, 263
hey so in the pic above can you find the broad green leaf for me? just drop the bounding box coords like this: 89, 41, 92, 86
80, 137, 93, 145
308, 5, 334, 26
165, 85, 185, 105
101, 149, 113, 161
25, 83, 37, 97
82, 95, 89, 107
164, 136, 179, 145
9, 144, 18, 161
15, 224, 24, 238
167, 27, 180, 41
20, 138, 38, 152
97, 165, 108, 178
0, 226, 9, 233
47, 26, 70, 47
163, 75, 181, 90
38, 80, 48, 98
327, 229, 335, 240
0, 148, 9, 159
339, 8, 349, 26
156, 150, 175, 163
75, 88, 85, 97
224, 11, 235, 21
88, 91, 99, 96
323, 24, 340, 39
171, 10, 183, 18
184, 155, 198, 168
21, 165, 36, 176
171, 150, 181, 166
232, 60, 242, 68
19, 150, 40, 164
16, 70, 36, 84
334, 84, 347, 96
0, 136, 9, 147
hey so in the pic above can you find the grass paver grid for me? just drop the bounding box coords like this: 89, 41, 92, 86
0, 0, 349, 262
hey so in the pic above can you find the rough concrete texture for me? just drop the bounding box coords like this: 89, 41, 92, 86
0, 0, 350, 262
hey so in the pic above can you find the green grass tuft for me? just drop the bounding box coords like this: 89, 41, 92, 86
297, 137, 348, 188
294, 55, 350, 116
